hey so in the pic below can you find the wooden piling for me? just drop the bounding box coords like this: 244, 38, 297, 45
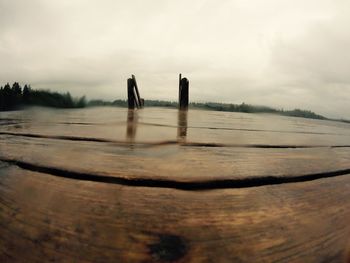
132, 75, 142, 108
127, 75, 143, 109
127, 78, 136, 109
179, 73, 182, 103
179, 77, 189, 110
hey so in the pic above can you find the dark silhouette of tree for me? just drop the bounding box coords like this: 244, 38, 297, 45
12, 82, 22, 95
1, 83, 14, 110
12, 82, 22, 106
76, 96, 86, 108
0, 82, 86, 111
23, 84, 31, 103
0, 86, 3, 111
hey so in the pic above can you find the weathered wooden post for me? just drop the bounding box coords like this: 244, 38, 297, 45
178, 73, 182, 104
127, 75, 144, 109
127, 78, 136, 109
132, 75, 142, 108
179, 74, 189, 110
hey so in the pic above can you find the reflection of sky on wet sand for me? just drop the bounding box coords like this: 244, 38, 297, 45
1, 107, 350, 181
1, 106, 350, 262
2, 107, 350, 146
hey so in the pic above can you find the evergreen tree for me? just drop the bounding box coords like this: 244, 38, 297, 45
12, 82, 22, 105
12, 82, 22, 96
0, 82, 87, 110
0, 86, 4, 110
23, 84, 31, 103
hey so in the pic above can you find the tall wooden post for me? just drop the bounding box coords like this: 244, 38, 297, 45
127, 78, 136, 109
179, 73, 182, 104
132, 75, 142, 108
127, 75, 143, 109
179, 75, 189, 111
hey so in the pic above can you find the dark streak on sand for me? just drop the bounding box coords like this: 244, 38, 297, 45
138, 121, 350, 136
1, 158, 350, 191
2, 117, 349, 136
1, 132, 350, 149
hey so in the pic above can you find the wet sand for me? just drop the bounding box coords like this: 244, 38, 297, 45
1, 107, 350, 262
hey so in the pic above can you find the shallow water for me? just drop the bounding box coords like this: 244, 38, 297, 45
2, 107, 350, 263
1, 107, 350, 182
1, 106, 350, 145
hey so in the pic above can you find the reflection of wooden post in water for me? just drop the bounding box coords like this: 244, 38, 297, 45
179, 74, 189, 110
177, 110, 188, 142
127, 75, 144, 109
126, 110, 138, 141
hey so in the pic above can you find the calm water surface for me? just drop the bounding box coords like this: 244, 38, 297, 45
1, 106, 350, 180
1, 106, 350, 145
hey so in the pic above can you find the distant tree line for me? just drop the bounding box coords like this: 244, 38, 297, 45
87, 99, 128, 107
0, 82, 86, 111
190, 102, 326, 120
0, 82, 330, 121
87, 99, 326, 120
87, 99, 177, 108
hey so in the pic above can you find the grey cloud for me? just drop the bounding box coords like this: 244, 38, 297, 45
269, 7, 350, 118
0, 0, 349, 118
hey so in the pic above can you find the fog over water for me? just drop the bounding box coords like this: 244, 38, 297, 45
0, 0, 349, 119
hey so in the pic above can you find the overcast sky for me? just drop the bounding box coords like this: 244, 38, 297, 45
0, 0, 349, 118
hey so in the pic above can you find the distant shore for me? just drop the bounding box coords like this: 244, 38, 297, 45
1, 83, 349, 123
88, 99, 350, 124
